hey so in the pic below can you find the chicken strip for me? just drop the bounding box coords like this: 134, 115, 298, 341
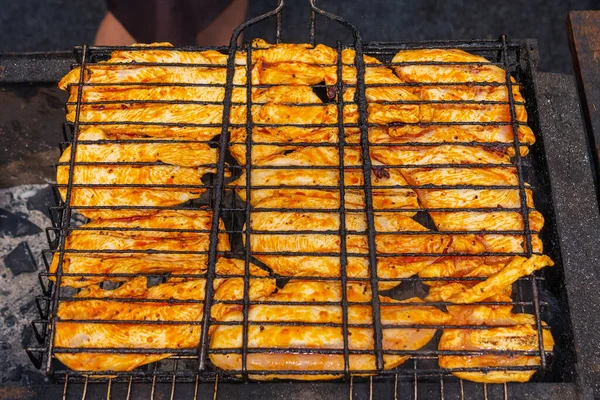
49, 210, 230, 287
251, 39, 337, 64
209, 279, 450, 379
439, 324, 554, 383
57, 128, 219, 219
67, 84, 321, 109
370, 144, 512, 166
246, 193, 488, 289
446, 294, 536, 326
345, 126, 530, 157
425, 255, 553, 304
59, 44, 246, 91
368, 159, 543, 254
64, 127, 216, 167
438, 295, 553, 383
55, 258, 275, 372
230, 146, 421, 212
391, 48, 534, 144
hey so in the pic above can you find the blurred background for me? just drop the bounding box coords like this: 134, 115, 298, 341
0, 0, 597, 73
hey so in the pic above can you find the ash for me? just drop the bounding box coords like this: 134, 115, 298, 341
0, 184, 52, 384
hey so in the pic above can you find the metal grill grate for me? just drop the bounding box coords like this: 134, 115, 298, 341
24, 0, 568, 398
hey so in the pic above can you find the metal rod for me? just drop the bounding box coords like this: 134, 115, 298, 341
501, 34, 545, 369
126, 376, 132, 400
45, 43, 88, 375
336, 40, 351, 380
81, 376, 88, 400
309, 0, 385, 371
197, 0, 285, 373
240, 44, 254, 381
62, 375, 68, 400
106, 377, 112, 400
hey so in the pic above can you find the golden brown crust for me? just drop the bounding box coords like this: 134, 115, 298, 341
55, 258, 275, 372
49, 210, 230, 287
209, 280, 450, 380
54, 42, 555, 383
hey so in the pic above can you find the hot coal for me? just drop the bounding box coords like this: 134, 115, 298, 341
25, 185, 54, 219
4, 242, 37, 276
0, 209, 42, 237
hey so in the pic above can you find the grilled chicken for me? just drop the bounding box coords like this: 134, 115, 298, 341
438, 325, 554, 383
230, 149, 420, 211
425, 255, 553, 304
245, 193, 550, 292
391, 48, 534, 145
344, 126, 530, 157
229, 40, 430, 167
58, 43, 247, 91
54, 41, 555, 384
49, 210, 229, 287
55, 258, 275, 371
245, 193, 486, 289
57, 128, 218, 220
439, 294, 554, 383
369, 144, 544, 254
209, 279, 450, 380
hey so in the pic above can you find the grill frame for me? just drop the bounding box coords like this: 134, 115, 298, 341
19, 0, 596, 398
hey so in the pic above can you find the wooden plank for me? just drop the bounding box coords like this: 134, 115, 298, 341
567, 10, 600, 195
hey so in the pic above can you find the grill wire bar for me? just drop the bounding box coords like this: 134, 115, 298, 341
22, 0, 563, 398
197, 0, 286, 371
241, 44, 254, 381
336, 40, 351, 379
43, 44, 88, 375
500, 34, 546, 369
310, 0, 385, 372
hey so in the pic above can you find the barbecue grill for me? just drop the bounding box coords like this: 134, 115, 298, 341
17, 1, 600, 398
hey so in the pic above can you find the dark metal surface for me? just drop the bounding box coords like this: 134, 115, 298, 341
0, 52, 73, 83
535, 72, 600, 398
567, 10, 600, 201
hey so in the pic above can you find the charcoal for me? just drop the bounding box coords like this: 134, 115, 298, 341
0, 209, 42, 237
7, 365, 23, 382
5, 315, 17, 328
20, 369, 45, 385
20, 326, 32, 348
19, 299, 35, 314
4, 242, 37, 276
25, 185, 54, 219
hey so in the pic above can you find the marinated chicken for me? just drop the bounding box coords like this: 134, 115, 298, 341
439, 325, 554, 383
56, 128, 218, 220
49, 210, 229, 287
229, 148, 421, 212
425, 255, 553, 303
209, 279, 450, 380
439, 295, 554, 383
55, 258, 275, 371
391, 48, 534, 145
53, 40, 556, 384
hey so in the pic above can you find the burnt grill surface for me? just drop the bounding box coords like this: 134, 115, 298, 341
22, 0, 582, 398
